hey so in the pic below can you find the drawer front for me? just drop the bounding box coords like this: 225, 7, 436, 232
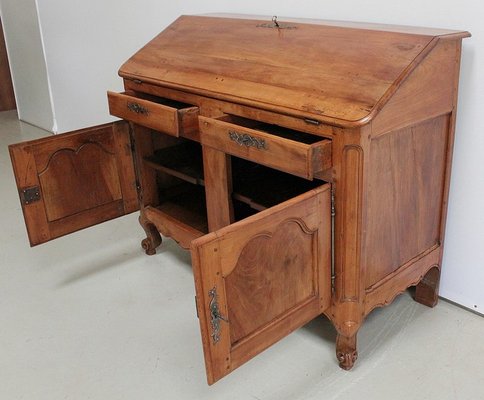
199, 115, 331, 179
108, 91, 199, 137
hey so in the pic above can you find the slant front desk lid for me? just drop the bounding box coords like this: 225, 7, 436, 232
119, 14, 470, 126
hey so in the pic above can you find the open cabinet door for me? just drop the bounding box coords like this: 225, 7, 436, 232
9, 122, 139, 246
191, 184, 331, 384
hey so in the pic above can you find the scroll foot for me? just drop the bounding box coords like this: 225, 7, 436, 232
139, 214, 162, 256
415, 265, 440, 308
336, 333, 358, 370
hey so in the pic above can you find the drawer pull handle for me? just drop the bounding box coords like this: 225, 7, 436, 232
209, 287, 228, 344
127, 102, 149, 115
229, 130, 267, 150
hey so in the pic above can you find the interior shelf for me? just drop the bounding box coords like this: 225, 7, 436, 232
144, 142, 204, 186
232, 158, 322, 211
155, 184, 208, 235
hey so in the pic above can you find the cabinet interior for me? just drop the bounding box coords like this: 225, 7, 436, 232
129, 90, 194, 110
142, 132, 325, 235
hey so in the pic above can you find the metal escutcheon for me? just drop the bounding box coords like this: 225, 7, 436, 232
208, 287, 228, 344
228, 130, 267, 150
127, 102, 149, 115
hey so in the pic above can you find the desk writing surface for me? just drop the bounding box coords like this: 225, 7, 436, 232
119, 15, 468, 124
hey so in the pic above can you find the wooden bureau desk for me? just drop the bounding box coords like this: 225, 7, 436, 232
9, 15, 470, 384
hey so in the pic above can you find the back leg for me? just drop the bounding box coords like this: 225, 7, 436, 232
415, 265, 440, 308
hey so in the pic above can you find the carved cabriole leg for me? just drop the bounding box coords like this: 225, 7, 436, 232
415, 265, 441, 308
139, 213, 162, 255
326, 306, 362, 371
336, 333, 358, 370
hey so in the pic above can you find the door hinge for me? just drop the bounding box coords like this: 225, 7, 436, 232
127, 125, 143, 200
20, 186, 41, 205
331, 186, 336, 290
129, 134, 136, 153
331, 187, 335, 218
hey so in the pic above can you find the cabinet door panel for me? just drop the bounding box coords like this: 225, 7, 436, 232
191, 184, 331, 384
9, 122, 138, 246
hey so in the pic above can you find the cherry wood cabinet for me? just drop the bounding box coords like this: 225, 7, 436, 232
9, 15, 470, 384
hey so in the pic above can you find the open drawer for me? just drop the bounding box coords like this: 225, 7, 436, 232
199, 115, 332, 179
108, 90, 199, 137
191, 183, 331, 384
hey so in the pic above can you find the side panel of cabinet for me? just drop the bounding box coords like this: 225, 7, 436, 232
9, 122, 139, 246
191, 184, 331, 384
364, 115, 450, 288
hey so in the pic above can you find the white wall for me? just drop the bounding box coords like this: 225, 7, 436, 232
0, 0, 54, 131
2, 1, 484, 313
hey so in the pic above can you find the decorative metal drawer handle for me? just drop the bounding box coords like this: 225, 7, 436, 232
208, 287, 228, 344
228, 130, 267, 150
127, 102, 149, 115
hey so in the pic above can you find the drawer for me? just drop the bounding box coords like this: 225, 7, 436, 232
199, 115, 332, 179
108, 91, 199, 137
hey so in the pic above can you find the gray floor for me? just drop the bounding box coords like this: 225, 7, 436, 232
1, 110, 483, 400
